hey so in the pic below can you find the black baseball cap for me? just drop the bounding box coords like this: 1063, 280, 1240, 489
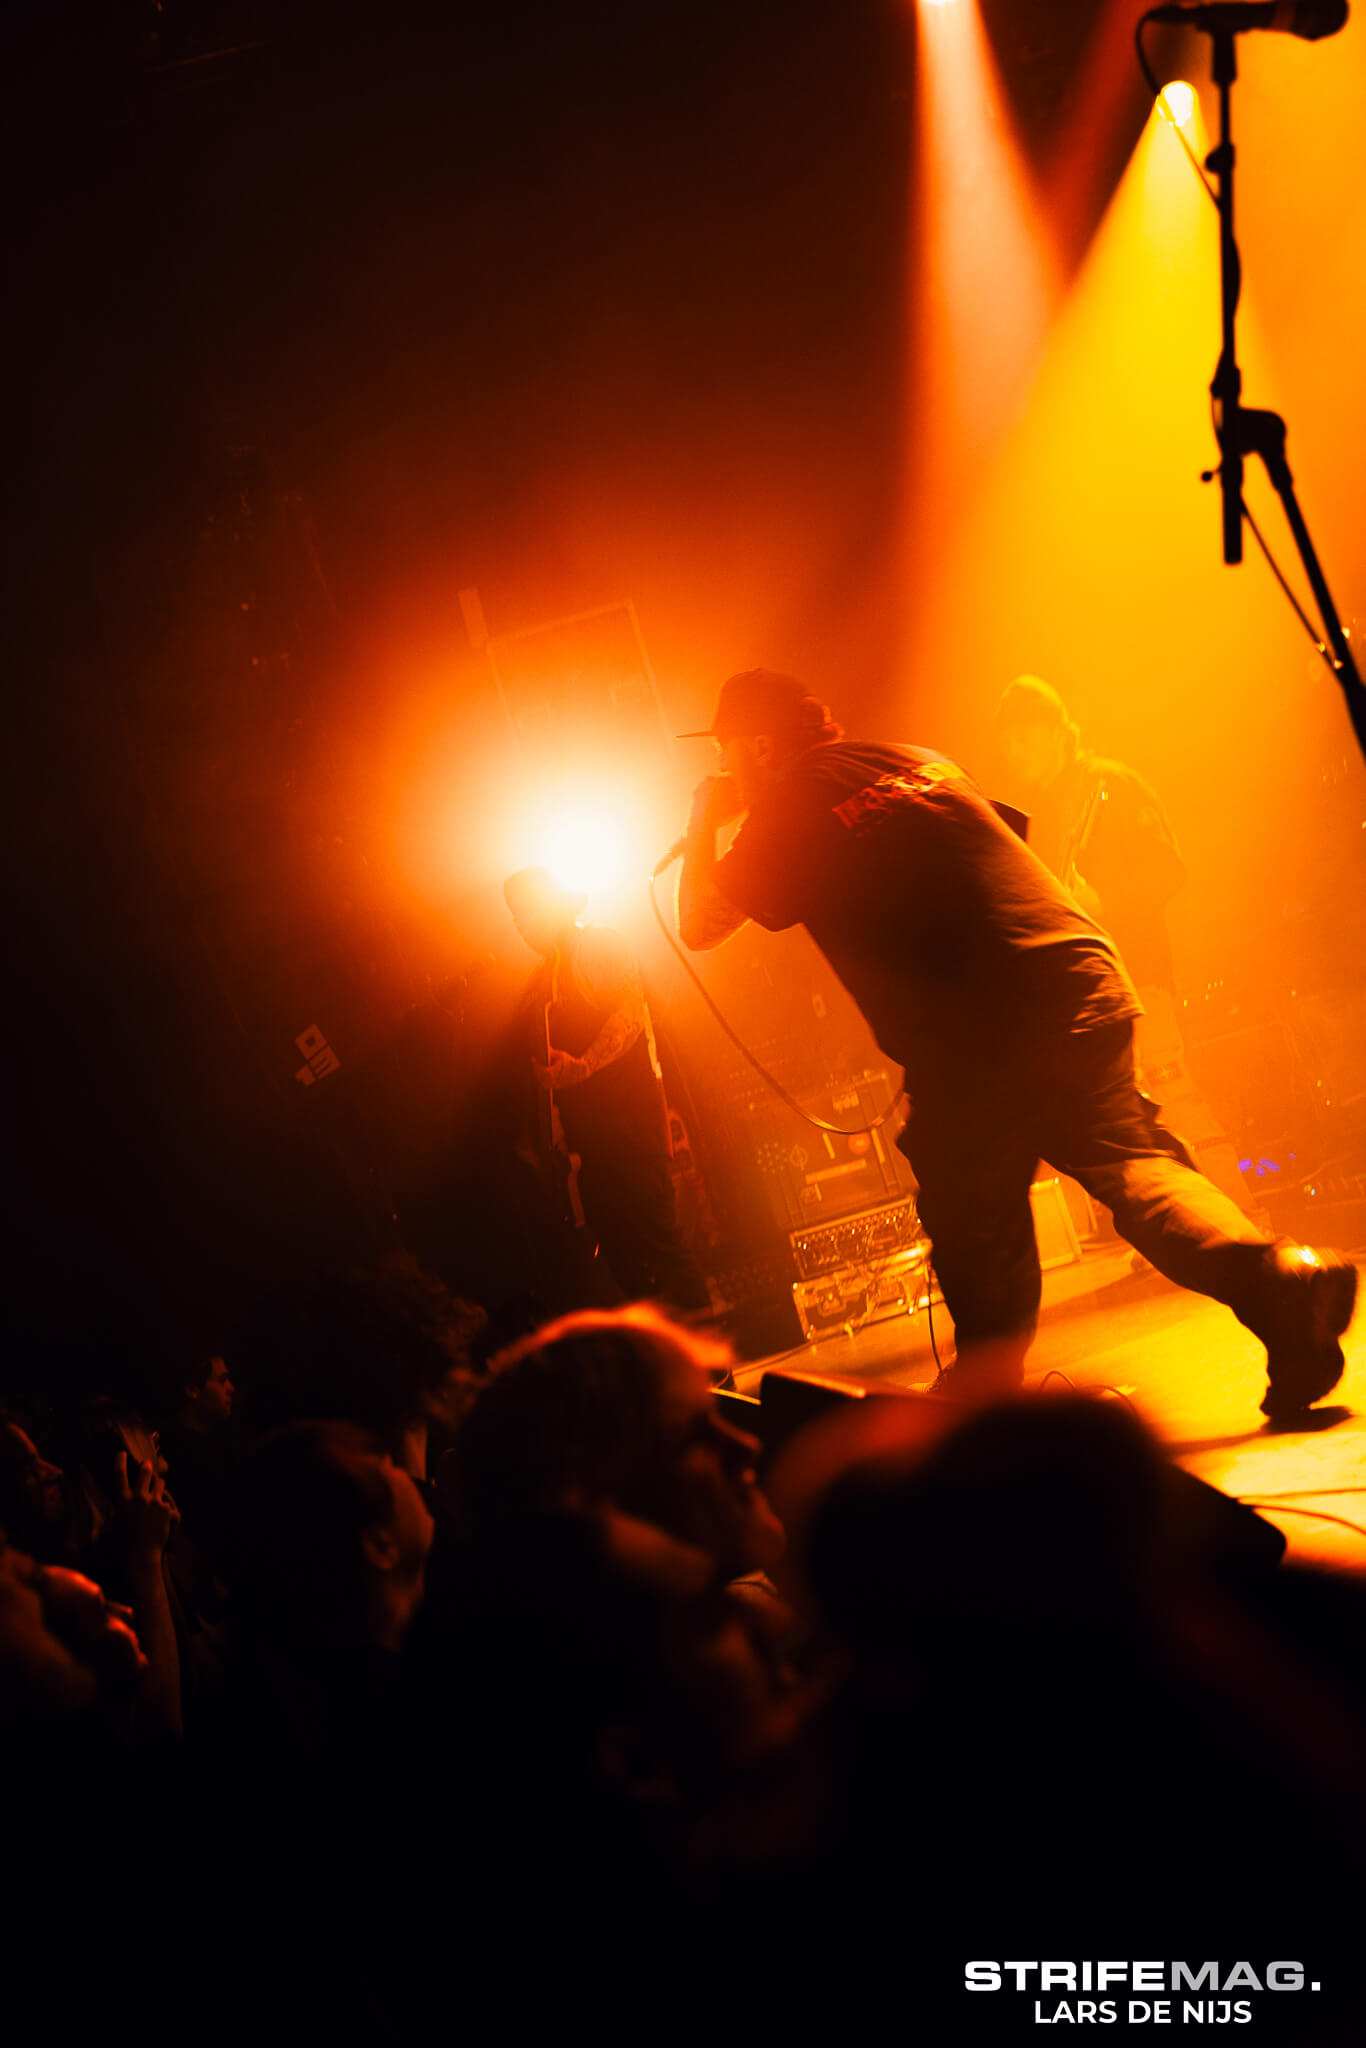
678, 668, 829, 742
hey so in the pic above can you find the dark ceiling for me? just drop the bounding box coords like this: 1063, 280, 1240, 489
6, 0, 1167, 1352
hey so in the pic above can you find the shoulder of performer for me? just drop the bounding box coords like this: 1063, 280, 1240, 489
1079, 752, 1187, 896
572, 924, 640, 1007
1086, 754, 1181, 840
1084, 751, 1151, 800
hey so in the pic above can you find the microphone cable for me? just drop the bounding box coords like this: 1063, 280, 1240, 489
647, 872, 906, 1140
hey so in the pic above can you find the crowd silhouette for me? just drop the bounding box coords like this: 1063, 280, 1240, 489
4, 1259, 1364, 2042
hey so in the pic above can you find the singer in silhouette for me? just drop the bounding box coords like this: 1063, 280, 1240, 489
674, 668, 1356, 1416
504, 867, 709, 1314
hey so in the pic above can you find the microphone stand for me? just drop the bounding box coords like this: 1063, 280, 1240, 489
1205, 26, 1366, 764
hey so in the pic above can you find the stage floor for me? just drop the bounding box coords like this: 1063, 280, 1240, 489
731, 1240, 1366, 1575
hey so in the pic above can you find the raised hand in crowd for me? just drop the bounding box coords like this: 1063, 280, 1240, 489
112, 1450, 182, 1737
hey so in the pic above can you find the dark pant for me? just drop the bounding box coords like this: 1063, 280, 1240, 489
572, 1121, 711, 1313
903, 1020, 1270, 1354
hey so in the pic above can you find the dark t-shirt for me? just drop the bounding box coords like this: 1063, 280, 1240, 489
531, 927, 667, 1153
713, 741, 1141, 1089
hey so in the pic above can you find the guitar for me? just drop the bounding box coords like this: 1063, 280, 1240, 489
534, 972, 586, 1231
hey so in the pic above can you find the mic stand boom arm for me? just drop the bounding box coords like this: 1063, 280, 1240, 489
1205, 26, 1366, 765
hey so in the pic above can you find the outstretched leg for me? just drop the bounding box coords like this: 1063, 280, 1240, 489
1044, 1021, 1356, 1416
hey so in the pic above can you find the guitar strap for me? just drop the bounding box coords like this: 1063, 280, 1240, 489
1060, 763, 1105, 895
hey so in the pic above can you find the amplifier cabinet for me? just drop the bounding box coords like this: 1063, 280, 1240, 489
789, 1196, 921, 1280
749, 1070, 912, 1235
1030, 1175, 1082, 1270
792, 1241, 934, 1342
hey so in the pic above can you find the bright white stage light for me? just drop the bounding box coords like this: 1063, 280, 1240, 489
535, 803, 632, 902
1161, 81, 1196, 129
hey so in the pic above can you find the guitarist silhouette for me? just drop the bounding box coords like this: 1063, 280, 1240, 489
504, 868, 710, 1314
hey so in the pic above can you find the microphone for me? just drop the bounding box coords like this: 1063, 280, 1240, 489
1146, 0, 1347, 38
651, 836, 688, 880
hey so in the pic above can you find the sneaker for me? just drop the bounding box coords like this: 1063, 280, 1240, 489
1256, 1245, 1358, 1421
926, 1349, 1027, 1402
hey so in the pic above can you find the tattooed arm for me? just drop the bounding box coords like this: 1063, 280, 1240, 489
536, 930, 648, 1088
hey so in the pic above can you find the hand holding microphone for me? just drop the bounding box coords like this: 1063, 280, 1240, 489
689, 773, 747, 833
652, 776, 748, 878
